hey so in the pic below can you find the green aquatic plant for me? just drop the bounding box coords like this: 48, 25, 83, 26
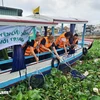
0, 40, 100, 100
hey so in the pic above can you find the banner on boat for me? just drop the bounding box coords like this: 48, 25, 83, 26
0, 26, 33, 50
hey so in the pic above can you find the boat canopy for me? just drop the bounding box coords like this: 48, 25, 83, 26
28, 14, 88, 24
0, 15, 58, 26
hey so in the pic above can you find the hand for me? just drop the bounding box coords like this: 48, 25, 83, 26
56, 55, 60, 60
71, 44, 75, 49
35, 57, 39, 63
65, 52, 68, 55
48, 49, 52, 53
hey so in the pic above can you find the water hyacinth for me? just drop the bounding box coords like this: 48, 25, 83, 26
0, 40, 100, 100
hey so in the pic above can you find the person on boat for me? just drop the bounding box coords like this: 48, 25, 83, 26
55, 32, 71, 54
73, 33, 79, 45
69, 32, 74, 44
39, 33, 60, 60
23, 32, 41, 63
68, 33, 79, 54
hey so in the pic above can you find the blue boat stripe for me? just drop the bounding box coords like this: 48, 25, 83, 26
0, 52, 82, 88
0, 66, 51, 88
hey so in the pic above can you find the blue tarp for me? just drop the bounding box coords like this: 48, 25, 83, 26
12, 45, 26, 72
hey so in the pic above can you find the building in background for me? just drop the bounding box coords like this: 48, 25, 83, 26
94, 24, 100, 35
86, 25, 95, 35
86, 24, 100, 35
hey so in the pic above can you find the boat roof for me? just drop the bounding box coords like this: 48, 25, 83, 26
52, 16, 88, 24
28, 14, 88, 24
0, 15, 58, 26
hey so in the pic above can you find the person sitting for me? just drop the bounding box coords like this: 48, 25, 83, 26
39, 34, 60, 60
55, 32, 71, 54
23, 33, 41, 63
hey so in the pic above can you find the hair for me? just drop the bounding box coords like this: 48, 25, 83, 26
65, 31, 71, 37
49, 32, 52, 36
36, 32, 41, 37
74, 33, 78, 37
36, 34, 41, 37
47, 33, 54, 40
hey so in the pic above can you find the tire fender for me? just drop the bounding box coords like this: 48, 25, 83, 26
51, 58, 60, 68
83, 47, 88, 55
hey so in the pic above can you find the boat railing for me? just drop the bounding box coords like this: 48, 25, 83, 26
0, 47, 81, 65
0, 48, 64, 64
0, 46, 82, 72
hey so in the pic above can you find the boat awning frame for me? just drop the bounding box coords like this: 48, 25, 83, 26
30, 14, 88, 24
53, 19, 88, 24
0, 15, 58, 26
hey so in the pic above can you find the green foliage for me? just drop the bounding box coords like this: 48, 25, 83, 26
82, 40, 100, 60
0, 40, 100, 100
89, 96, 100, 100
0, 49, 9, 60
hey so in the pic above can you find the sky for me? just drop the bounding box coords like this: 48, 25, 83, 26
1, 0, 100, 25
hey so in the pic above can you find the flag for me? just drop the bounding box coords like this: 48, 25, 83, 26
33, 6, 40, 14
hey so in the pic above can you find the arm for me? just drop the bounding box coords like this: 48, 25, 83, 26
63, 42, 68, 54
30, 46, 39, 63
72, 40, 78, 49
52, 47, 60, 60
61, 38, 68, 54
40, 45, 51, 52
29, 40, 39, 63
74, 41, 78, 48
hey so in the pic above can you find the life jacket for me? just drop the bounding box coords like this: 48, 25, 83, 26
55, 32, 70, 48
73, 38, 78, 45
40, 37, 52, 52
25, 40, 40, 56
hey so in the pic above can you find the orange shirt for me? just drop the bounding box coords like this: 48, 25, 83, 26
39, 37, 53, 52
55, 32, 70, 48
25, 40, 40, 56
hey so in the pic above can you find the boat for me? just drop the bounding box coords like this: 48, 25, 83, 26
31, 14, 93, 50
0, 14, 90, 88
79, 38, 94, 50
